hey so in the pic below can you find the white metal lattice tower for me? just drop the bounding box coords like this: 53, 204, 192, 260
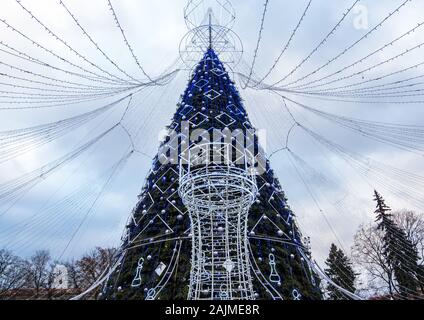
178, 143, 258, 300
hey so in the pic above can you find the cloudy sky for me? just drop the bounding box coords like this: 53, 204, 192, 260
0, 0, 423, 270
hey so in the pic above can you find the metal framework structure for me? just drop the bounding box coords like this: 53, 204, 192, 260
179, 8, 243, 69
179, 143, 258, 300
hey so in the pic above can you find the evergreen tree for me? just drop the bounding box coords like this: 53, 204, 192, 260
373, 190, 420, 298
324, 244, 356, 300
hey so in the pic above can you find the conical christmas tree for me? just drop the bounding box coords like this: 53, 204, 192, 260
101, 48, 322, 300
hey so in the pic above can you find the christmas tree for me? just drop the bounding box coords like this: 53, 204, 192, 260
101, 48, 321, 300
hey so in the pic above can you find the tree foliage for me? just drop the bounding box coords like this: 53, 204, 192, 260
373, 191, 420, 297
324, 243, 356, 300
352, 192, 423, 299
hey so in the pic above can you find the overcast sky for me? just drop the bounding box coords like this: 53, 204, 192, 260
0, 0, 423, 269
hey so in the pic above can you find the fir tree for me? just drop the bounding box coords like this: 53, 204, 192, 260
324, 243, 356, 300
373, 190, 420, 298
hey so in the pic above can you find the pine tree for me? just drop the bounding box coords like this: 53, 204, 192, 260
324, 244, 356, 300
373, 190, 420, 298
